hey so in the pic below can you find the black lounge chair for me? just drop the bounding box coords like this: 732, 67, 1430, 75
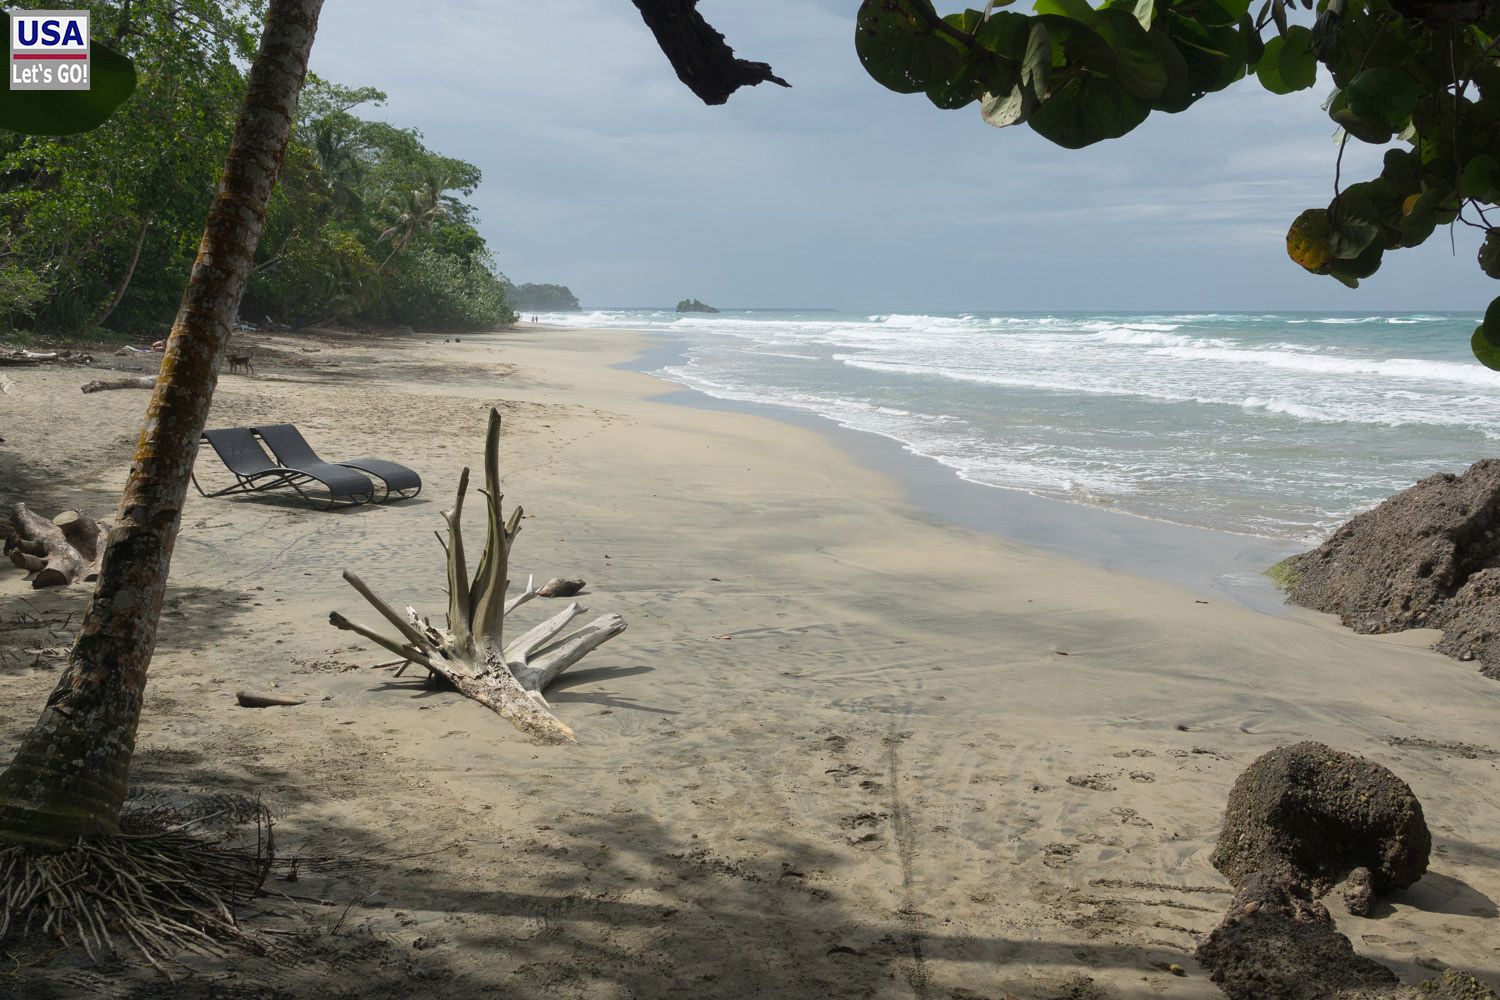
253, 423, 422, 503
193, 427, 375, 509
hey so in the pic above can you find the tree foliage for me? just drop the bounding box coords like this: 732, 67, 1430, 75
1, 5, 514, 337
855, 0, 1500, 365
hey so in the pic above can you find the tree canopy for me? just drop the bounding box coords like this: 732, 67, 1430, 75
853, 0, 1500, 365
1, 1, 515, 337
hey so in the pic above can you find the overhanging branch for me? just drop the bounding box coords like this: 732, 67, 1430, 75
631, 0, 790, 105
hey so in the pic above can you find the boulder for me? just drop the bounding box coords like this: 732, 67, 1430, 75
1195, 872, 1398, 1000
1211, 742, 1429, 897
1277, 458, 1500, 677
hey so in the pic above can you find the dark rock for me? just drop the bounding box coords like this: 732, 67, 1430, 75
1338, 866, 1374, 916
675, 298, 719, 313
1211, 742, 1429, 897
537, 577, 586, 598
1278, 459, 1500, 677
1433, 567, 1500, 679
1195, 872, 1398, 1000
1342, 971, 1500, 1000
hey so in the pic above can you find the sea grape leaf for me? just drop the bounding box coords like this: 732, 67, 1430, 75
1095, 7, 1168, 99
1464, 316, 1500, 371
976, 10, 1035, 58
1021, 20, 1052, 94
1132, 0, 1156, 30
1345, 66, 1419, 132
0, 30, 136, 136
1028, 74, 1149, 147
1147, 25, 1196, 112
1324, 242, 1384, 287
1034, 0, 1100, 26
981, 80, 1038, 125
856, 0, 965, 94
1286, 208, 1333, 272
1480, 229, 1500, 279
1329, 90, 1395, 144
1460, 154, 1499, 202
1255, 25, 1314, 94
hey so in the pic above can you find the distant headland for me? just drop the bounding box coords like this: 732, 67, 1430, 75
676, 298, 719, 314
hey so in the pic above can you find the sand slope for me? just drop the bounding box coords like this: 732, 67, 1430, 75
1, 327, 1496, 999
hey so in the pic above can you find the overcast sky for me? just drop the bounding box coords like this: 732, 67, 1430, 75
307, 1, 1491, 313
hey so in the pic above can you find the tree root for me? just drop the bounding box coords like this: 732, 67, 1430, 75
0, 818, 276, 976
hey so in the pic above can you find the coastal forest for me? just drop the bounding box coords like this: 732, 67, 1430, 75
0, 0, 516, 338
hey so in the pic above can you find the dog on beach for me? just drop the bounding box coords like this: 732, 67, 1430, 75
228, 353, 254, 375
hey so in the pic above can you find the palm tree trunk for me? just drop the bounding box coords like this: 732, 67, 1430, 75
0, 0, 325, 848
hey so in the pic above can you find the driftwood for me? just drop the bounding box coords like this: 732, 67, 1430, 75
331, 408, 626, 743
236, 690, 305, 708
0, 349, 95, 367
5, 505, 111, 588
81, 376, 156, 394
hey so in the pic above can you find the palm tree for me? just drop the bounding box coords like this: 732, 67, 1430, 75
0, 0, 325, 847
376, 170, 452, 271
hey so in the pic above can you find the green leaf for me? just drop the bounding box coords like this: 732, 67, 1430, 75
1472, 318, 1500, 371
1326, 196, 1375, 255
1345, 66, 1419, 132
1460, 154, 1499, 201
1132, 0, 1156, 30
856, 0, 966, 95
1255, 25, 1314, 94
1324, 242, 1384, 287
1028, 75, 1149, 147
1147, 25, 1196, 112
1329, 90, 1395, 144
976, 10, 1035, 57
1021, 20, 1052, 93
1034, 0, 1099, 25
0, 32, 136, 136
1095, 8, 1168, 98
1487, 295, 1500, 338
1479, 229, 1500, 279
981, 81, 1039, 126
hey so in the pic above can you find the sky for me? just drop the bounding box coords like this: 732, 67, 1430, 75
307, 1, 1493, 313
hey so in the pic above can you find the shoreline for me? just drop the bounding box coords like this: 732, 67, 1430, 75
615, 328, 1300, 609
2, 323, 1498, 998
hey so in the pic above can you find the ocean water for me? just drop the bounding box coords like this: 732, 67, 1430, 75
536, 309, 1498, 543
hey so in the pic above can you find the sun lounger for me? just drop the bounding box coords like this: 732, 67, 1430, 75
252, 423, 422, 503
193, 427, 375, 509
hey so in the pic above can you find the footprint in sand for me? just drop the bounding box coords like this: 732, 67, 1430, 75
1129, 771, 1156, 783
1066, 773, 1118, 792
1043, 843, 1079, 868
1111, 807, 1153, 827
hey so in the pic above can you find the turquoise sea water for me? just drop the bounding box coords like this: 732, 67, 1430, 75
537, 309, 1497, 543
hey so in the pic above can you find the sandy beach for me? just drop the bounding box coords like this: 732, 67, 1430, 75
2, 325, 1497, 999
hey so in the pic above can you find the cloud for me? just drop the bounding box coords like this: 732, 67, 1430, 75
307, 1, 1494, 312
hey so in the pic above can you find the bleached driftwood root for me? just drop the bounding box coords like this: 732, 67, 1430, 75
330, 408, 626, 744
5, 505, 110, 587
80, 375, 155, 393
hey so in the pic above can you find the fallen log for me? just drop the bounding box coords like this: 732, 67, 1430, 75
330, 408, 627, 744
5, 505, 111, 587
81, 375, 155, 393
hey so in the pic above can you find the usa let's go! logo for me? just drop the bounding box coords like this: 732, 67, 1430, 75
9, 8, 90, 91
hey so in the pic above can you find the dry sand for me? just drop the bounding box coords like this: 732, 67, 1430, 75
1, 325, 1497, 999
